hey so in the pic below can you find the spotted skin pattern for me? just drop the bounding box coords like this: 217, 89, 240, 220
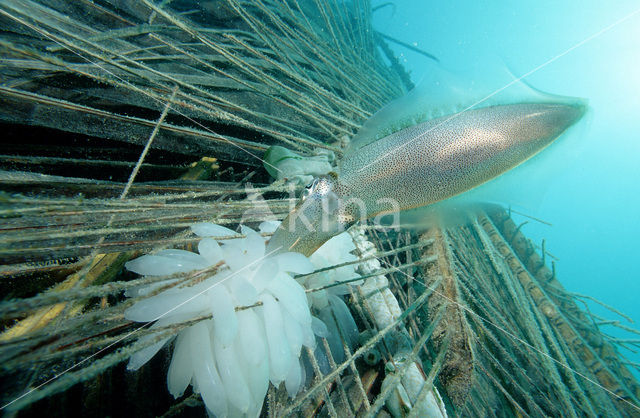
268, 102, 585, 256
339, 103, 585, 217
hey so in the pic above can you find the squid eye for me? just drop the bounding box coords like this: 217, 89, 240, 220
300, 178, 318, 201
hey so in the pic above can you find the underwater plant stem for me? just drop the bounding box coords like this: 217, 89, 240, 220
406, 328, 449, 418
365, 305, 448, 417
121, 86, 178, 198
374, 32, 415, 91
479, 214, 640, 412
571, 293, 634, 324
281, 272, 440, 415
375, 32, 439, 63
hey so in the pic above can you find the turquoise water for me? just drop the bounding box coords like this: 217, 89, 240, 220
373, 0, 640, 375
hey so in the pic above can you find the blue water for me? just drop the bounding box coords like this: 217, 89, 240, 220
373, 0, 640, 376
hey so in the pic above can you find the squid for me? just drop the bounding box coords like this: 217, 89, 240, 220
267, 67, 586, 256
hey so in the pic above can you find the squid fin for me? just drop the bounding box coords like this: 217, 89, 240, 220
348, 58, 584, 154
